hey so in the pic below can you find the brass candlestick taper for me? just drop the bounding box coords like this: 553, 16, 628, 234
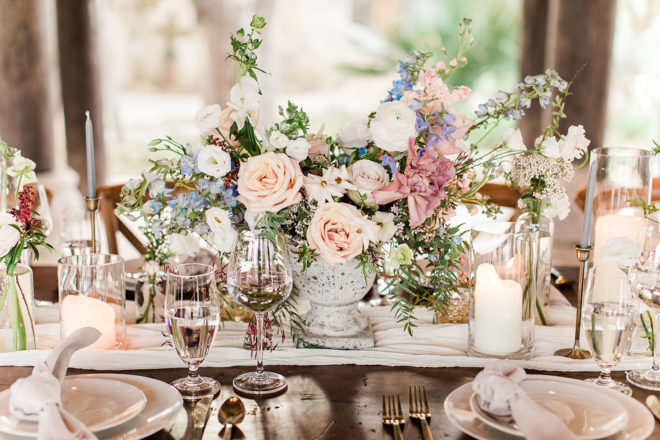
554, 245, 592, 359
86, 196, 100, 253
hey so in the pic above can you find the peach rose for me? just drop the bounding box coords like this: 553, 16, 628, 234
307, 202, 378, 265
206, 107, 259, 147
236, 152, 303, 213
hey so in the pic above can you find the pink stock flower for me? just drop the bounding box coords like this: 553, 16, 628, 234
418, 69, 450, 102
372, 139, 456, 227
433, 110, 473, 155
451, 86, 471, 103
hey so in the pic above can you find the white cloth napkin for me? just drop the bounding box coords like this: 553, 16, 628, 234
472, 360, 577, 440
9, 327, 101, 440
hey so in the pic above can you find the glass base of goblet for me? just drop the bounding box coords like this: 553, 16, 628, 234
171, 376, 220, 400
626, 369, 660, 391
233, 371, 287, 397
585, 377, 632, 396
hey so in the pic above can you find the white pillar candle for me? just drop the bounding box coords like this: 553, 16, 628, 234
61, 295, 116, 349
593, 214, 645, 268
473, 263, 523, 355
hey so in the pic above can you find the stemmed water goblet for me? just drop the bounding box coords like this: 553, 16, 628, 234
165, 263, 221, 399
227, 231, 293, 396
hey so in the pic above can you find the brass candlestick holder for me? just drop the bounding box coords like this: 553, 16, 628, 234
86, 196, 100, 253
554, 245, 592, 359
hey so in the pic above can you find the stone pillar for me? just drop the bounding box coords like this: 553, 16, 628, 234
0, 0, 55, 171
56, 0, 105, 194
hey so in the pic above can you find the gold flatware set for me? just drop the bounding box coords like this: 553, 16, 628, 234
383, 386, 433, 440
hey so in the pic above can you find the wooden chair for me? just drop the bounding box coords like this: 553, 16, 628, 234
575, 177, 660, 212
477, 183, 520, 208
97, 184, 146, 255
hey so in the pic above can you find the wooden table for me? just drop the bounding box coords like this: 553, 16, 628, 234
6, 266, 656, 439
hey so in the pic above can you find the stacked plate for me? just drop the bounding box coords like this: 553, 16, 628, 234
444, 375, 655, 440
0, 374, 183, 440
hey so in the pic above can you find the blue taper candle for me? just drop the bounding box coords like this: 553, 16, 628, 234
579, 160, 596, 248
85, 111, 96, 198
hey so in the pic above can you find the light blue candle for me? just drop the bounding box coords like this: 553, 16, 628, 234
579, 160, 597, 248
85, 111, 96, 198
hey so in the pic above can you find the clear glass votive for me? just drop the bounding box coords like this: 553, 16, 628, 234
468, 222, 537, 359
58, 254, 126, 349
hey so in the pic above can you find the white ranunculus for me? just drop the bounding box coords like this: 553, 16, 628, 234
228, 75, 260, 130
535, 135, 560, 159
544, 192, 571, 220
337, 118, 371, 151
285, 138, 311, 162
268, 130, 289, 151
599, 236, 642, 268
196, 146, 232, 178
0, 213, 20, 258
168, 233, 200, 257
502, 128, 526, 151
369, 101, 417, 152
348, 160, 389, 203
559, 125, 590, 161
205, 207, 238, 253
7, 156, 37, 185
372, 211, 397, 242
194, 104, 223, 132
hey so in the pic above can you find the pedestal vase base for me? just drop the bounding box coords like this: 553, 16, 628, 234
302, 325, 374, 349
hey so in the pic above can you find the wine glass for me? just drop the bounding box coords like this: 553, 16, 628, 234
627, 221, 660, 390
227, 231, 292, 396
165, 263, 221, 399
582, 267, 636, 395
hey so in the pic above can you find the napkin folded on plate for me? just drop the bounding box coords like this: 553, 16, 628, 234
9, 327, 102, 440
472, 360, 577, 440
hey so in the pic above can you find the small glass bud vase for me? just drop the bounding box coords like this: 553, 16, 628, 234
468, 222, 537, 359
0, 264, 35, 352
135, 271, 166, 323
516, 212, 554, 308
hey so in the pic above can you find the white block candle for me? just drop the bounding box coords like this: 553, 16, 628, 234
473, 263, 523, 355
61, 295, 116, 349
593, 214, 644, 268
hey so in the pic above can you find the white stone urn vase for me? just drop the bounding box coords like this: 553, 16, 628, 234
290, 256, 376, 349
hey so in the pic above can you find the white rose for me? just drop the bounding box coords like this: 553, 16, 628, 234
205, 207, 238, 253
544, 192, 571, 220
194, 104, 223, 132
369, 101, 417, 152
348, 160, 389, 203
268, 131, 288, 151
535, 135, 560, 159
168, 233, 200, 257
285, 138, 311, 162
372, 211, 397, 242
599, 236, 641, 268
559, 125, 590, 161
337, 118, 371, 151
502, 128, 526, 151
196, 146, 232, 178
228, 76, 260, 130
0, 213, 20, 258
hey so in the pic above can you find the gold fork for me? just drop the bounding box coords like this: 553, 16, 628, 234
409, 386, 433, 440
382, 394, 405, 440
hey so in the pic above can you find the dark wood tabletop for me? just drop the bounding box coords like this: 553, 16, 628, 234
6, 265, 656, 439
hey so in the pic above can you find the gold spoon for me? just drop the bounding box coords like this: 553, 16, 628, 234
218, 396, 246, 440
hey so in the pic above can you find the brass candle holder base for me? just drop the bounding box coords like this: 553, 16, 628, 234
86, 196, 100, 253
554, 245, 592, 360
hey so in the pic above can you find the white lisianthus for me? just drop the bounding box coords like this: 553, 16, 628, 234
7, 156, 37, 185
372, 211, 397, 242
194, 104, 223, 132
544, 192, 571, 220
285, 138, 311, 162
502, 128, 526, 151
268, 130, 288, 151
304, 166, 357, 204
337, 118, 371, 151
168, 233, 200, 257
228, 75, 260, 130
535, 135, 560, 159
369, 101, 417, 152
559, 125, 590, 161
196, 146, 232, 178
0, 213, 20, 258
599, 236, 642, 268
348, 160, 389, 203
205, 207, 238, 253
386, 244, 414, 270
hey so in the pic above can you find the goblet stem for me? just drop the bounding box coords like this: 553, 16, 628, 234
255, 312, 265, 376
186, 363, 202, 385
596, 366, 614, 386
651, 312, 660, 374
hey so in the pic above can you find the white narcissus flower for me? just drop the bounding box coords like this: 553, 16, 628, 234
337, 118, 371, 151
228, 75, 260, 130
535, 135, 560, 159
205, 207, 238, 253
599, 236, 642, 268
7, 156, 37, 185
348, 160, 389, 204
369, 101, 417, 152
168, 233, 200, 257
194, 104, 223, 132
285, 138, 311, 162
544, 192, 571, 220
559, 125, 590, 161
196, 146, 232, 178
268, 131, 288, 151
372, 211, 397, 242
502, 128, 526, 151
303, 166, 357, 204
0, 212, 20, 258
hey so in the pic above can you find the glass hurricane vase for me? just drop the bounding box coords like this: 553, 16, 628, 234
0, 264, 35, 352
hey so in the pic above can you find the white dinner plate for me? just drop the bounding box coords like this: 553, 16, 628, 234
0, 377, 147, 436
445, 375, 655, 440
468, 376, 628, 439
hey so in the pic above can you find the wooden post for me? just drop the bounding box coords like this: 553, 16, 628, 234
0, 0, 55, 171
56, 0, 105, 194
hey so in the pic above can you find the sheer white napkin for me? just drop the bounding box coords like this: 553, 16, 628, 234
9, 327, 101, 440
472, 360, 577, 440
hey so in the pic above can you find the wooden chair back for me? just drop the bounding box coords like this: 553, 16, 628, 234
97, 184, 147, 255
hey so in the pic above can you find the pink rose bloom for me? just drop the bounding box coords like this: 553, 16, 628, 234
451, 86, 471, 103
0, 212, 20, 258
433, 110, 473, 155
372, 139, 455, 228
206, 107, 260, 147
307, 139, 328, 159
236, 152, 304, 213
418, 69, 450, 103
307, 202, 378, 265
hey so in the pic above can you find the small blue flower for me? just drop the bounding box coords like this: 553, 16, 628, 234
380, 155, 398, 174
357, 147, 367, 156
425, 134, 439, 149
428, 254, 439, 262
222, 186, 238, 208
149, 179, 173, 198
180, 155, 195, 176
475, 104, 488, 118
196, 178, 211, 191
209, 182, 224, 195
194, 223, 210, 236
451, 235, 462, 245
496, 91, 508, 102
520, 98, 531, 109
151, 219, 163, 238
415, 114, 429, 133
145, 200, 162, 215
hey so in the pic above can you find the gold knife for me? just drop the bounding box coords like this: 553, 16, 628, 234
192, 396, 214, 440
645, 395, 660, 420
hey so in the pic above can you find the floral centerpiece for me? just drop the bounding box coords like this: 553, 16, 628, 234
0, 136, 52, 351
120, 16, 574, 343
